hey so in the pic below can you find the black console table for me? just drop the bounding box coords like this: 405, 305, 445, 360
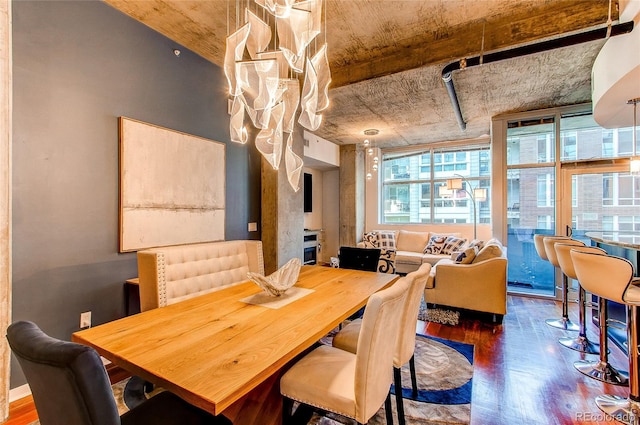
586, 232, 640, 354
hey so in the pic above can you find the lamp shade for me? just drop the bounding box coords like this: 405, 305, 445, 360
474, 188, 487, 202
446, 178, 463, 190
631, 158, 640, 174
438, 185, 453, 198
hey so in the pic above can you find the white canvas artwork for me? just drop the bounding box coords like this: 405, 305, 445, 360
119, 117, 226, 252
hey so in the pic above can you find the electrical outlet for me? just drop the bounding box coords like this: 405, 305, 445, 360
80, 311, 92, 329
248, 222, 258, 232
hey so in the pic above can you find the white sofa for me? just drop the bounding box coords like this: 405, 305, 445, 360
424, 238, 507, 321
137, 240, 264, 311
359, 229, 470, 274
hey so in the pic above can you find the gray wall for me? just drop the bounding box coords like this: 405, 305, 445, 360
10, 0, 261, 388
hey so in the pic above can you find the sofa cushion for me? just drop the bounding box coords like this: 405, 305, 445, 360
396, 230, 430, 252
441, 236, 467, 255
423, 235, 448, 254
395, 251, 425, 266
473, 240, 503, 263
453, 246, 478, 264
431, 232, 462, 239
421, 254, 448, 266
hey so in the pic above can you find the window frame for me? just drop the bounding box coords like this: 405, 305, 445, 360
380, 143, 490, 225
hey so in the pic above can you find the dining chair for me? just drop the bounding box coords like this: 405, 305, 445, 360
6, 321, 232, 425
338, 246, 381, 272
280, 275, 410, 425
338, 246, 383, 319
331, 263, 431, 425
570, 251, 640, 424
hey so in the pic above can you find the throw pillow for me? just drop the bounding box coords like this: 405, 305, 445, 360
362, 231, 379, 248
423, 235, 448, 254
377, 231, 397, 250
473, 241, 503, 263
467, 239, 485, 251
454, 246, 478, 264
377, 248, 396, 274
441, 236, 468, 255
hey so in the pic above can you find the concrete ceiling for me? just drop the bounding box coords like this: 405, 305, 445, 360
104, 0, 619, 148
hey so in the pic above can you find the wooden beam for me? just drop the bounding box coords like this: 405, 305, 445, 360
331, 0, 617, 87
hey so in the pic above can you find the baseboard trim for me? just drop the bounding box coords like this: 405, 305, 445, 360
9, 384, 30, 403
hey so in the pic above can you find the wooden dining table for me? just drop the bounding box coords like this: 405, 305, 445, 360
72, 265, 398, 424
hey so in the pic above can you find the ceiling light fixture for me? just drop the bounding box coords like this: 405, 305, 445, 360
225, 0, 331, 192
363, 129, 379, 181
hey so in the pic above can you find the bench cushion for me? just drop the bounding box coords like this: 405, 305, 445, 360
138, 240, 264, 311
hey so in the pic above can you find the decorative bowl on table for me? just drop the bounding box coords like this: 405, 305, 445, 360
247, 257, 301, 297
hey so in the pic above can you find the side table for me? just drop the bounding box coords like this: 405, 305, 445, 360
125, 278, 140, 316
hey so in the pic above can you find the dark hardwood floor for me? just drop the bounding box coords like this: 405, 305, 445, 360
4, 295, 630, 425
419, 295, 628, 425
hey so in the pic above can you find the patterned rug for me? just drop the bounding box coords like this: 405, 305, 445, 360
306, 334, 473, 425
418, 301, 461, 326
29, 335, 473, 425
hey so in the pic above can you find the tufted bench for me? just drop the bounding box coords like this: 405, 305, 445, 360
137, 240, 264, 312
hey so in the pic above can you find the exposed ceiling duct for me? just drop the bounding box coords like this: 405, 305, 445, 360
442, 20, 635, 131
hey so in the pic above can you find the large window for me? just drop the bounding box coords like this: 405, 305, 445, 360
602, 173, 640, 206
381, 145, 490, 224
501, 107, 640, 298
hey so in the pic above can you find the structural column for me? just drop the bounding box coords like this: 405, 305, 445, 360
261, 129, 304, 274
0, 0, 11, 419
339, 145, 365, 248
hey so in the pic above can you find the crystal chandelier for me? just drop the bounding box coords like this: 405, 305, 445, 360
225, 0, 331, 191
363, 129, 379, 181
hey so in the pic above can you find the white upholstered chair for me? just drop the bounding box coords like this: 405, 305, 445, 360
331, 263, 431, 425
280, 276, 411, 425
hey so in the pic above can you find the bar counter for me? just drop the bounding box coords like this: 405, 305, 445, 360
586, 231, 640, 354
586, 231, 640, 251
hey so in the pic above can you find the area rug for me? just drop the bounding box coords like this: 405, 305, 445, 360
418, 301, 461, 326
29, 335, 473, 425
308, 334, 473, 425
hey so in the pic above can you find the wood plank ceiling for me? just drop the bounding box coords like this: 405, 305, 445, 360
104, 0, 619, 148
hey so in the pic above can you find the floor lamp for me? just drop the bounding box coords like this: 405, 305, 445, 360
444, 175, 487, 240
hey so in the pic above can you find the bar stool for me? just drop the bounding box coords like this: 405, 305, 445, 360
555, 242, 601, 354
533, 233, 550, 262
543, 236, 579, 331
571, 250, 640, 424
569, 246, 627, 385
